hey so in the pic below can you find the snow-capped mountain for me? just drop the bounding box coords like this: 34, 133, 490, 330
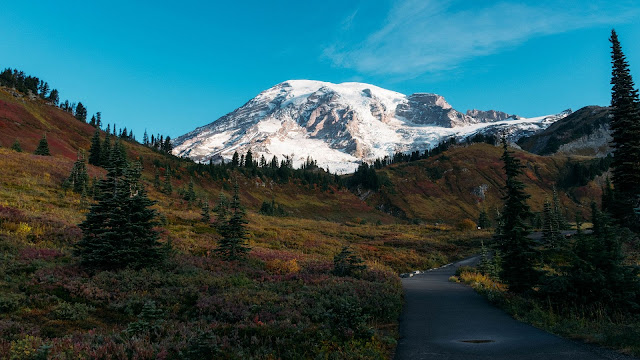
173, 80, 570, 174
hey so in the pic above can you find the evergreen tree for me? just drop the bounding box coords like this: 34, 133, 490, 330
609, 30, 640, 229
11, 139, 22, 152
478, 208, 491, 229
542, 199, 561, 249
88, 129, 102, 166
245, 150, 253, 168
34, 134, 51, 156
231, 151, 239, 167
201, 200, 210, 224
162, 136, 173, 153
47, 89, 59, 105
75, 102, 87, 123
185, 178, 196, 203
153, 168, 161, 190
96, 112, 102, 129
495, 137, 539, 293
215, 182, 250, 260
143, 130, 149, 146
75, 161, 166, 270
213, 192, 229, 231
66, 151, 89, 194
162, 167, 172, 194
332, 246, 367, 277
100, 132, 112, 166
551, 187, 568, 230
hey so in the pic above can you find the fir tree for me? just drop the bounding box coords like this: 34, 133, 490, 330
88, 129, 102, 166
332, 246, 366, 277
542, 198, 562, 250
231, 151, 239, 167
153, 168, 161, 190
609, 30, 640, 229
245, 150, 253, 168
185, 178, 196, 203
47, 89, 59, 105
162, 167, 172, 195
495, 137, 539, 293
201, 200, 210, 224
11, 140, 22, 152
478, 208, 491, 229
66, 151, 89, 194
34, 134, 51, 156
96, 112, 102, 129
215, 182, 250, 260
75, 102, 87, 123
143, 130, 149, 146
75, 161, 166, 270
100, 132, 112, 166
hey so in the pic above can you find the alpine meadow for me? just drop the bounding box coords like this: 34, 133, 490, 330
1, 2, 640, 359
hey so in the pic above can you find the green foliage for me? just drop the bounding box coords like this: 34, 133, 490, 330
214, 182, 250, 260
0, 292, 26, 313
64, 152, 89, 194
52, 301, 94, 321
609, 29, 640, 230
162, 167, 172, 195
495, 138, 539, 293
259, 199, 288, 217
201, 200, 210, 223
74, 102, 87, 122
88, 129, 101, 166
333, 246, 367, 277
10, 140, 22, 153
126, 301, 165, 336
33, 134, 50, 156
75, 161, 166, 270
478, 208, 491, 229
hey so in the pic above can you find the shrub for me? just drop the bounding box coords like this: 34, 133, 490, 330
265, 259, 301, 275
333, 247, 367, 277
0, 293, 26, 313
52, 301, 94, 321
456, 218, 476, 231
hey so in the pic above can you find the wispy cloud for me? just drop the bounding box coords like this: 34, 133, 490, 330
324, 0, 639, 77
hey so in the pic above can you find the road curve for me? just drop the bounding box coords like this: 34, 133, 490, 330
394, 256, 637, 360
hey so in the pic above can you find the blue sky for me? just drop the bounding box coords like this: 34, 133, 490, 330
1, 0, 639, 138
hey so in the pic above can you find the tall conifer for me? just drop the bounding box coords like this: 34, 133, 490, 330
34, 134, 51, 156
609, 30, 640, 228
495, 137, 539, 293
88, 130, 102, 166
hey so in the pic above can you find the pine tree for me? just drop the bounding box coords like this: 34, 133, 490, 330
143, 130, 149, 146
332, 246, 367, 277
478, 208, 491, 229
162, 167, 172, 194
551, 187, 568, 230
47, 89, 59, 105
542, 199, 561, 249
609, 30, 640, 229
66, 151, 89, 194
75, 102, 87, 123
88, 129, 102, 166
153, 168, 161, 190
215, 182, 250, 260
100, 132, 112, 166
245, 150, 253, 168
75, 161, 166, 270
185, 178, 196, 203
201, 200, 210, 224
34, 134, 51, 156
11, 140, 22, 152
495, 137, 539, 293
96, 112, 102, 129
231, 151, 239, 167
163, 136, 172, 153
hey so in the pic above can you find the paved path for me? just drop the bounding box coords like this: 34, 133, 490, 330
394, 256, 637, 360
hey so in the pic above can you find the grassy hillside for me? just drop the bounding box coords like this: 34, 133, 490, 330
517, 106, 611, 156
367, 143, 603, 225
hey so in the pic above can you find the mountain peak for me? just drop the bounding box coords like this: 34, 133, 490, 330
173, 81, 568, 173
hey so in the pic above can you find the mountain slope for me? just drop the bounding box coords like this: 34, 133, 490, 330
173, 80, 569, 173
517, 106, 611, 157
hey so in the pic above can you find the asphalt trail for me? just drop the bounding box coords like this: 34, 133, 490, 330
394, 256, 637, 360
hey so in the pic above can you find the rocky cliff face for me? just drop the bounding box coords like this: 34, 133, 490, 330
173, 80, 569, 173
